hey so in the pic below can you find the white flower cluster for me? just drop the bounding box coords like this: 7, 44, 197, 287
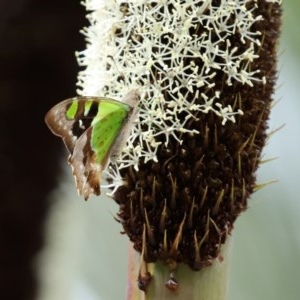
266, 0, 281, 3
76, 0, 266, 184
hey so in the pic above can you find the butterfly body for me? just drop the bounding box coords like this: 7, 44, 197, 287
45, 91, 139, 200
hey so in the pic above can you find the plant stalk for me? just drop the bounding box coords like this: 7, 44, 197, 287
127, 237, 232, 300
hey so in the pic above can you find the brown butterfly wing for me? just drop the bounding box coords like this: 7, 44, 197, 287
45, 97, 102, 154
68, 126, 102, 200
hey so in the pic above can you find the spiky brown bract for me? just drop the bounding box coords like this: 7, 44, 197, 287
114, 0, 281, 271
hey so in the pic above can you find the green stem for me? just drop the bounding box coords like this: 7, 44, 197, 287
127, 237, 232, 300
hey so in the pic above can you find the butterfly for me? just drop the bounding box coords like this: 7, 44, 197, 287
45, 90, 139, 200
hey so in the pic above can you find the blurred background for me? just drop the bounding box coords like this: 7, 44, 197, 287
0, 1, 299, 300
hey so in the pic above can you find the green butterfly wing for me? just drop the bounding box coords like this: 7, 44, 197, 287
45, 94, 140, 200
91, 108, 129, 167
45, 97, 129, 154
